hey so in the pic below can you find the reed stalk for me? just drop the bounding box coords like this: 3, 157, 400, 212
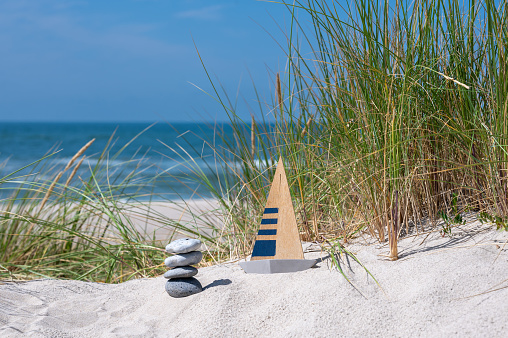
64, 155, 86, 188
276, 72, 283, 115
64, 138, 95, 171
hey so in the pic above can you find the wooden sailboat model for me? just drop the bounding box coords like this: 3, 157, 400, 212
239, 157, 317, 274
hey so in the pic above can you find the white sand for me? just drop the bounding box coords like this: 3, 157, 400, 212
1, 220, 508, 337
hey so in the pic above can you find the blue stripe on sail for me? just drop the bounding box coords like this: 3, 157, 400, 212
264, 208, 279, 214
257, 229, 277, 236
261, 218, 277, 225
251, 240, 276, 257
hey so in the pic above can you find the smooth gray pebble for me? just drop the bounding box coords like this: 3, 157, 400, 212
164, 266, 198, 279
164, 251, 203, 268
165, 238, 202, 254
165, 277, 203, 298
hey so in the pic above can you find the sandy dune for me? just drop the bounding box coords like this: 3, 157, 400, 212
1, 221, 508, 337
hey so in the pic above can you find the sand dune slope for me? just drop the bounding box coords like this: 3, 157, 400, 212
1, 223, 508, 337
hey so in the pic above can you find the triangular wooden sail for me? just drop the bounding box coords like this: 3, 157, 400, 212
250, 157, 304, 261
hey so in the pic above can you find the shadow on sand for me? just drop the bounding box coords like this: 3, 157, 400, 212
203, 278, 232, 291
397, 226, 499, 259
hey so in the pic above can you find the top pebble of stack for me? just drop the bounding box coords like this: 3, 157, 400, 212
165, 238, 202, 254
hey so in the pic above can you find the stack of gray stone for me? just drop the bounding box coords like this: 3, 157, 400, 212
164, 238, 203, 298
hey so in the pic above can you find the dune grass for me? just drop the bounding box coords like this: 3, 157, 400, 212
189, 0, 508, 262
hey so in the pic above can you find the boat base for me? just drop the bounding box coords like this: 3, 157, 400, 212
239, 259, 317, 274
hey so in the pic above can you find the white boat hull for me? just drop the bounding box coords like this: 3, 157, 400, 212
239, 259, 317, 274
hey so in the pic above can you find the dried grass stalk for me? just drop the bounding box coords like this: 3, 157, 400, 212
64, 138, 95, 171
389, 191, 399, 260
276, 73, 283, 113
64, 155, 86, 188
301, 116, 313, 138
39, 171, 64, 210
436, 71, 471, 89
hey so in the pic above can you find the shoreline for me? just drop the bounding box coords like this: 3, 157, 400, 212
1, 198, 223, 244
121, 199, 222, 242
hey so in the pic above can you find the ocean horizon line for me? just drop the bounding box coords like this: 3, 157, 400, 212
0, 120, 239, 125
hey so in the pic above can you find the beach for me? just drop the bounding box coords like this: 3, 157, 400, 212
2, 0, 508, 336
1, 219, 507, 337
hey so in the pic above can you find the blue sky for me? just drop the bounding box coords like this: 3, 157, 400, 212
0, 0, 293, 122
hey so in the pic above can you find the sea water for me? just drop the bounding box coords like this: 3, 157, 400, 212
0, 122, 239, 201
